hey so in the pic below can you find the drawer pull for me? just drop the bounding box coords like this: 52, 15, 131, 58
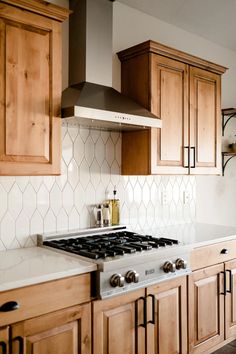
0, 301, 20, 312
221, 248, 228, 254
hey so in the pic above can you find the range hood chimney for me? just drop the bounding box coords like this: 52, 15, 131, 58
62, 0, 162, 131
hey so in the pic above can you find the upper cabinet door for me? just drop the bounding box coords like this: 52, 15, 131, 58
150, 54, 189, 174
189, 67, 221, 175
0, 2, 67, 175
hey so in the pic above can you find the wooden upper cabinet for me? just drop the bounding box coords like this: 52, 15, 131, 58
118, 40, 227, 175
0, 0, 69, 175
189, 67, 221, 174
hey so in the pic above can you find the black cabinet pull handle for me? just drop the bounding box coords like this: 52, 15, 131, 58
226, 269, 232, 293
135, 297, 146, 328
0, 341, 7, 354
220, 271, 226, 296
0, 301, 20, 312
190, 146, 196, 168
221, 248, 228, 255
13, 336, 24, 354
147, 294, 155, 325
183, 146, 190, 168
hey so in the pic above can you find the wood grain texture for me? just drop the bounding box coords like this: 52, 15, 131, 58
225, 259, 236, 341
189, 67, 221, 175
0, 327, 9, 354
188, 264, 224, 353
150, 54, 189, 174
0, 0, 70, 22
11, 303, 91, 354
93, 289, 145, 354
147, 276, 187, 354
190, 239, 236, 271
0, 1, 63, 175
0, 274, 91, 327
118, 40, 227, 75
119, 40, 224, 176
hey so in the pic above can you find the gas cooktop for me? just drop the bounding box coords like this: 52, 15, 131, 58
38, 226, 192, 298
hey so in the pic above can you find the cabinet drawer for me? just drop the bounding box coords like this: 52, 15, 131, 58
0, 273, 91, 327
190, 239, 236, 270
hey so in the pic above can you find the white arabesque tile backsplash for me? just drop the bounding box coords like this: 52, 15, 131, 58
0, 124, 196, 250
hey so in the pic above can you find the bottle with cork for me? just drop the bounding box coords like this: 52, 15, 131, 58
111, 186, 120, 225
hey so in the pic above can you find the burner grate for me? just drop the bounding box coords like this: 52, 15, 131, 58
43, 231, 179, 259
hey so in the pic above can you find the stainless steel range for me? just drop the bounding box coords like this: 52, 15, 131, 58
38, 226, 192, 299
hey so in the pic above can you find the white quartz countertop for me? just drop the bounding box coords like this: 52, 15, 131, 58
0, 247, 97, 292
151, 223, 236, 247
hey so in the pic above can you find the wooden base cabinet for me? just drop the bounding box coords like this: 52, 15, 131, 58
0, 327, 9, 354
0, 0, 69, 175
10, 303, 91, 354
225, 259, 236, 340
93, 289, 146, 354
147, 277, 187, 354
93, 276, 187, 354
0, 274, 92, 354
118, 40, 226, 176
188, 264, 225, 353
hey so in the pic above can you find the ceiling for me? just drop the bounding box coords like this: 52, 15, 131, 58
117, 0, 236, 51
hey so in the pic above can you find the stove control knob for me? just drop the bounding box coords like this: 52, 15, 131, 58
163, 261, 176, 273
110, 274, 125, 287
175, 258, 187, 270
125, 270, 140, 284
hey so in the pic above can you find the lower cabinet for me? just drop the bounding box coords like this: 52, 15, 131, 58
0, 303, 91, 354
93, 276, 187, 354
93, 288, 146, 354
0, 327, 9, 354
188, 263, 225, 353
225, 259, 236, 340
147, 276, 187, 354
189, 259, 236, 353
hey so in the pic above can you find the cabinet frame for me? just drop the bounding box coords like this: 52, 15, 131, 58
118, 40, 227, 176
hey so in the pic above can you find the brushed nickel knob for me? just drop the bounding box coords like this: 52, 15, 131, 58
125, 270, 140, 284
110, 274, 125, 287
163, 261, 176, 273
175, 258, 187, 270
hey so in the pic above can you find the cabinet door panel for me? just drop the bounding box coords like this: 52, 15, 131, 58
147, 276, 187, 354
93, 289, 145, 354
150, 55, 189, 174
0, 4, 62, 175
188, 264, 224, 353
189, 67, 221, 174
0, 327, 9, 354
5, 22, 50, 162
225, 259, 236, 340
11, 303, 91, 354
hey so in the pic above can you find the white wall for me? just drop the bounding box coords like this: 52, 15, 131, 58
112, 2, 236, 227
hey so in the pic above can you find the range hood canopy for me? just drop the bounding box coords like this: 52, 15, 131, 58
62, 0, 162, 131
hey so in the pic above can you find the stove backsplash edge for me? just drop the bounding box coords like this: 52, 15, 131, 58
0, 124, 196, 250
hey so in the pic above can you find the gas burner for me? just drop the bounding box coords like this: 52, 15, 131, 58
38, 226, 192, 299
43, 231, 179, 260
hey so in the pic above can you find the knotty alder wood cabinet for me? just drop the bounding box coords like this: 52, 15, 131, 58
0, 0, 69, 175
0, 274, 92, 354
189, 239, 236, 353
118, 40, 227, 175
93, 276, 187, 354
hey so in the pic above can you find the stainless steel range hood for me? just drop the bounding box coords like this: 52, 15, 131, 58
61, 0, 162, 131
